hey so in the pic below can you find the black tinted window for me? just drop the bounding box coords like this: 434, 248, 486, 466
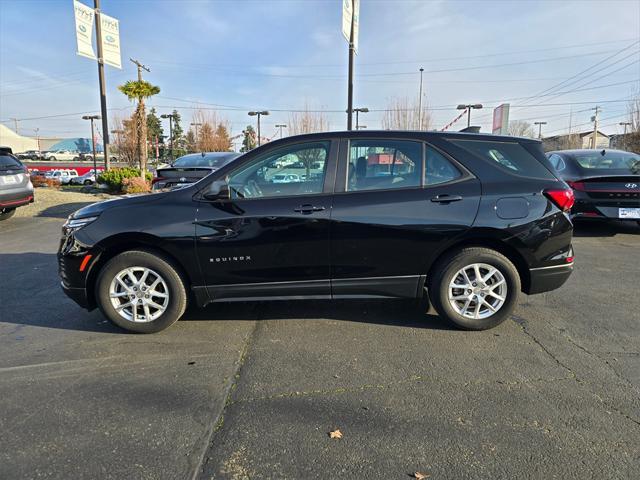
347, 140, 422, 192
173, 155, 236, 168
449, 139, 555, 179
572, 151, 640, 173
0, 155, 21, 169
426, 147, 461, 185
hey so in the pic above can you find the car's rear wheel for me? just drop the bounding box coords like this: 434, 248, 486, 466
48, 156, 56, 161
96, 250, 187, 333
84, 179, 92, 185
429, 247, 520, 330
0, 208, 16, 221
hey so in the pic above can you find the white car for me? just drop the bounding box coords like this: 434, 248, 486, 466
42, 150, 80, 161
69, 170, 99, 185
46, 169, 79, 184
271, 173, 300, 183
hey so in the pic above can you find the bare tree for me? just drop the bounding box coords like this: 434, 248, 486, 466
626, 95, 640, 153
188, 109, 232, 152
287, 106, 330, 178
381, 96, 431, 130
287, 105, 330, 135
111, 114, 139, 166
508, 120, 535, 138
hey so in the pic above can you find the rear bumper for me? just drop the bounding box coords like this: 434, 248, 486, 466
527, 262, 573, 294
0, 190, 33, 209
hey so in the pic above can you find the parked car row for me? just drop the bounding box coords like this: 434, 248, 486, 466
16, 150, 118, 162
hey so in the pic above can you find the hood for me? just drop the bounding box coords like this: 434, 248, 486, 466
71, 191, 170, 219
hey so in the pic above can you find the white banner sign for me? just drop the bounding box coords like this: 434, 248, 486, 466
100, 13, 122, 69
74, 0, 96, 60
341, 0, 360, 54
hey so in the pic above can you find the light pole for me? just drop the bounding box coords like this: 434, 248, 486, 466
248, 111, 269, 146
457, 104, 483, 128
619, 122, 631, 149
275, 123, 287, 139
34, 128, 40, 152
534, 121, 547, 139
161, 113, 177, 160
353, 107, 369, 130
418, 67, 424, 129
82, 115, 101, 177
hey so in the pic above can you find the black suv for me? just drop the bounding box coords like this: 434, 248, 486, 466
58, 131, 574, 333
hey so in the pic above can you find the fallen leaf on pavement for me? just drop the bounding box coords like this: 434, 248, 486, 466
413, 472, 430, 479
329, 429, 343, 439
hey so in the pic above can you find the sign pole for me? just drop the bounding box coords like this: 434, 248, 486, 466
346, 3, 354, 130
94, 0, 110, 170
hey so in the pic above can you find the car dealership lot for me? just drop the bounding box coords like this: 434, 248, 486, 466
1, 195, 638, 479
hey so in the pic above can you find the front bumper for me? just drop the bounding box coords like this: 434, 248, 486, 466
527, 262, 574, 294
60, 282, 91, 309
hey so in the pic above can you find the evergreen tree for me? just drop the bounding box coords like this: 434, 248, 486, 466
146, 108, 164, 143
241, 125, 256, 152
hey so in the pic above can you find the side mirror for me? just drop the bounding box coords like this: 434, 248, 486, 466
203, 179, 230, 201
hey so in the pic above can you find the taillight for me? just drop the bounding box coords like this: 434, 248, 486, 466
151, 176, 161, 184
566, 180, 585, 191
544, 188, 575, 212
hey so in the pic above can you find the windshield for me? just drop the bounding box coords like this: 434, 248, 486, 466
173, 154, 236, 168
573, 151, 640, 174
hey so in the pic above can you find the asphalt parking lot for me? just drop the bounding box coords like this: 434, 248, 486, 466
1, 194, 639, 479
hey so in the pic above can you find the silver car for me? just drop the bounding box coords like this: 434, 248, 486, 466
0, 154, 34, 220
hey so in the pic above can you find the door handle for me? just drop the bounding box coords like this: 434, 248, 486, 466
294, 204, 326, 214
431, 194, 463, 203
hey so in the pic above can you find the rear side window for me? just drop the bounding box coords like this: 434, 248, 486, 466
0, 154, 21, 169
449, 139, 555, 179
347, 139, 422, 192
426, 147, 461, 185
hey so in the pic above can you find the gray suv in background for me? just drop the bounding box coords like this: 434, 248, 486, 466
0, 154, 34, 221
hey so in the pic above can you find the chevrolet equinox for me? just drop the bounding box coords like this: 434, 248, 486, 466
58, 131, 575, 333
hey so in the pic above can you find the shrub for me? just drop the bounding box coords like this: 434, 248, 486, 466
122, 176, 151, 194
97, 167, 152, 193
31, 176, 60, 189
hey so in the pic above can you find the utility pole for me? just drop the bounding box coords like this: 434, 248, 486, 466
129, 58, 151, 167
190, 122, 202, 150
534, 121, 547, 139
418, 67, 424, 130
275, 123, 287, 139
346, 2, 355, 130
10, 118, 19, 134
94, 0, 111, 170
592, 106, 601, 148
34, 128, 40, 151
130, 57, 150, 82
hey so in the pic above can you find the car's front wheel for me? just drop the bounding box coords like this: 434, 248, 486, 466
96, 250, 187, 333
429, 247, 520, 330
0, 208, 16, 221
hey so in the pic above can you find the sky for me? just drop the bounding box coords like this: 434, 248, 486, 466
1, 0, 639, 147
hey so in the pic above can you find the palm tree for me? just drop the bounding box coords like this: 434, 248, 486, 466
118, 80, 160, 177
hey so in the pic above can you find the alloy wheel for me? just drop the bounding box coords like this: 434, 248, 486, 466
109, 267, 170, 323
448, 263, 507, 319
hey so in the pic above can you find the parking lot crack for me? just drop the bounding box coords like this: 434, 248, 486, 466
190, 314, 261, 480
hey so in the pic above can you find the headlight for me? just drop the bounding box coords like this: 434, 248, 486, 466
63, 216, 99, 231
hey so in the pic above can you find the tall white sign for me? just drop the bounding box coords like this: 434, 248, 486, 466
341, 0, 360, 54
100, 13, 122, 69
74, 0, 96, 60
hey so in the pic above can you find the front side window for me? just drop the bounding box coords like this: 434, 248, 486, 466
227, 141, 329, 199
347, 140, 422, 192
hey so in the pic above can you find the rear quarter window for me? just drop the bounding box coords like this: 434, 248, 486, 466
448, 139, 556, 179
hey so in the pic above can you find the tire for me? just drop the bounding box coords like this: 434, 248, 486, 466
84, 179, 92, 185
0, 208, 16, 221
49, 156, 56, 161
428, 247, 520, 330
95, 250, 188, 333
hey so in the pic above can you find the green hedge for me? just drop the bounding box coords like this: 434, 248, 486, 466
97, 167, 152, 192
